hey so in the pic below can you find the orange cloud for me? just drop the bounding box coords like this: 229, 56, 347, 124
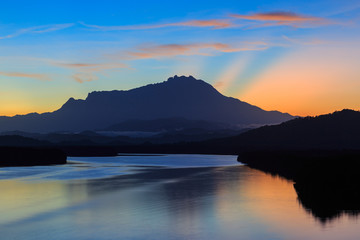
126, 42, 267, 59
0, 71, 51, 81
80, 19, 234, 30
230, 11, 329, 28
231, 11, 321, 22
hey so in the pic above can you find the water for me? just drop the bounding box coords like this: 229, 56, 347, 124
0, 154, 359, 240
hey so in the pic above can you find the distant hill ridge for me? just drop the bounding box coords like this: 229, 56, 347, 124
0, 109, 358, 155
0, 75, 293, 133
103, 117, 232, 132
214, 109, 360, 150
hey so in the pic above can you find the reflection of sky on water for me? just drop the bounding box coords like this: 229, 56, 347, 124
0, 155, 359, 240
0, 154, 240, 181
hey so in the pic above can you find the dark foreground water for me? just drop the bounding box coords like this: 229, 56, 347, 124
0, 154, 359, 240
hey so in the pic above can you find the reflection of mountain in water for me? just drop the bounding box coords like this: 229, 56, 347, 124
238, 150, 360, 223
294, 180, 360, 223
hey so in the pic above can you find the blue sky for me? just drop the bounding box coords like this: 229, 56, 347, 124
0, 0, 359, 116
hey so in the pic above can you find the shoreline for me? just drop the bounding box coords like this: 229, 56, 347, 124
0, 147, 67, 167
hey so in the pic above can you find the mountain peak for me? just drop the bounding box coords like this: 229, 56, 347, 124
163, 75, 215, 92
61, 97, 84, 109
167, 75, 198, 82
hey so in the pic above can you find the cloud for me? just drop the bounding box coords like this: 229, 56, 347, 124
53, 62, 128, 83
72, 73, 98, 83
125, 42, 268, 59
54, 42, 266, 82
80, 12, 332, 33
230, 11, 328, 28
55, 62, 128, 71
56, 63, 100, 68
80, 19, 235, 30
0, 23, 74, 40
0, 71, 51, 81
231, 11, 321, 22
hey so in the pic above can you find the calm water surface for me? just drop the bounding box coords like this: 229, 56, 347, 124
0, 154, 359, 240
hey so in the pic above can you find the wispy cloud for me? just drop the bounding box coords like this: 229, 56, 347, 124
124, 42, 268, 60
231, 11, 328, 28
53, 62, 128, 83
52, 41, 266, 82
81, 11, 331, 32
55, 62, 128, 71
0, 71, 51, 81
72, 73, 98, 83
0, 23, 74, 40
80, 19, 235, 30
55, 63, 100, 68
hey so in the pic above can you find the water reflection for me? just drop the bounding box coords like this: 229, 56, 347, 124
295, 182, 360, 224
0, 156, 359, 240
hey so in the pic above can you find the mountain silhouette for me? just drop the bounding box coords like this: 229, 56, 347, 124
0, 75, 293, 133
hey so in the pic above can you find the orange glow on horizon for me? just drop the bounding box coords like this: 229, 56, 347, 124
237, 45, 360, 116
0, 94, 65, 117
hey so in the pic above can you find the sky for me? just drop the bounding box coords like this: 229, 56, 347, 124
0, 0, 359, 116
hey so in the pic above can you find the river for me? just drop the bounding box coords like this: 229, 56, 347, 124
0, 154, 358, 240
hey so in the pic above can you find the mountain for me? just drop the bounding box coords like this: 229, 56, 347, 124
210, 109, 360, 151
0, 75, 293, 133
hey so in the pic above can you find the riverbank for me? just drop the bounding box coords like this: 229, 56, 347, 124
0, 147, 67, 167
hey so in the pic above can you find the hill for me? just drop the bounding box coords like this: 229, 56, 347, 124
212, 109, 360, 151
